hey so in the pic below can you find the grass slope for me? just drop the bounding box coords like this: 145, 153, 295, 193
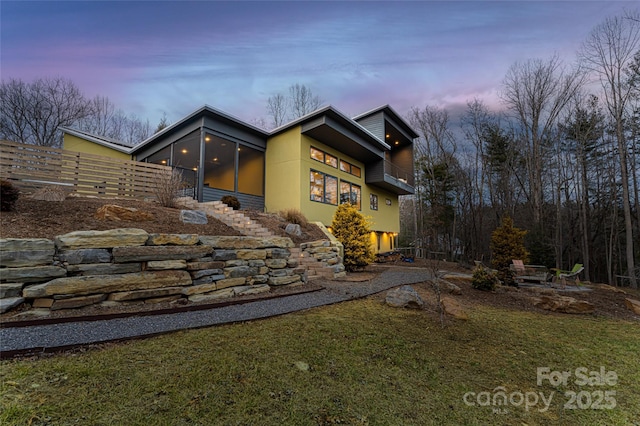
1, 299, 639, 425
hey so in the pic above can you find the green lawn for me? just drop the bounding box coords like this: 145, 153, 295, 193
1, 299, 639, 425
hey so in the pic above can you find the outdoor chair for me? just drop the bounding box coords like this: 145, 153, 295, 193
509, 260, 551, 285
553, 264, 584, 288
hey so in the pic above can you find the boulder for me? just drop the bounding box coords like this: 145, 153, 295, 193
531, 295, 595, 314
51, 294, 107, 310
180, 210, 208, 225
625, 298, 640, 315
95, 204, 154, 221
108, 287, 184, 301
0, 265, 67, 283
57, 249, 111, 264
440, 297, 468, 320
0, 283, 23, 298
66, 263, 141, 275
285, 223, 302, 237
0, 238, 55, 267
200, 236, 294, 249
385, 285, 424, 309
55, 229, 149, 250
112, 245, 212, 262
146, 260, 187, 270
0, 297, 24, 314
188, 288, 235, 302
440, 280, 462, 295
146, 233, 199, 246
22, 270, 192, 298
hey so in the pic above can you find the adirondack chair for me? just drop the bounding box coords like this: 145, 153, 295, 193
554, 264, 584, 288
509, 260, 551, 284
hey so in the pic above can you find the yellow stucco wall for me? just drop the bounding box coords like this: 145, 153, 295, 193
63, 134, 130, 160
265, 127, 302, 213
265, 128, 401, 251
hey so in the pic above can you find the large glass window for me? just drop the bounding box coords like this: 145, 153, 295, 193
340, 180, 361, 210
204, 135, 236, 191
238, 145, 264, 196
310, 170, 337, 205
310, 147, 338, 168
173, 133, 200, 172
145, 145, 171, 165
370, 194, 378, 210
340, 160, 361, 178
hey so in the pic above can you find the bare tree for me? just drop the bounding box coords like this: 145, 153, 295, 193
266, 93, 288, 128
265, 84, 323, 129
0, 77, 91, 147
500, 55, 584, 226
289, 83, 323, 118
579, 13, 640, 287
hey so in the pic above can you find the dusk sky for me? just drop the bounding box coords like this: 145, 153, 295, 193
1, 1, 636, 129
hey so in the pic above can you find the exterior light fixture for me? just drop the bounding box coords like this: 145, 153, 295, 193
181, 149, 187, 154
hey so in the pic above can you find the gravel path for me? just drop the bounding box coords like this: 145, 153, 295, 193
0, 268, 430, 356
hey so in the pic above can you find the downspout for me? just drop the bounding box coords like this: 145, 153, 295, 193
198, 123, 205, 202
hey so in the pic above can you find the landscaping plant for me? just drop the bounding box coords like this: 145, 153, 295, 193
330, 203, 375, 271
490, 216, 529, 286
471, 265, 500, 291
279, 208, 308, 226
152, 169, 186, 208
0, 179, 20, 211
221, 195, 241, 210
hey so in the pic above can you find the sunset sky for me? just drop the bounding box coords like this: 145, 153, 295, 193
1, 1, 635, 129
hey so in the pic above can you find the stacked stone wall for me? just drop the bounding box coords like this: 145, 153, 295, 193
0, 229, 310, 314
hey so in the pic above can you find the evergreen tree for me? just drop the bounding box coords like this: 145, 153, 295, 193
490, 216, 529, 285
331, 203, 375, 271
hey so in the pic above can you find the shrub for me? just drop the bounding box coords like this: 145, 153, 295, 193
221, 195, 241, 210
331, 203, 375, 272
279, 208, 308, 226
1, 179, 20, 211
153, 169, 186, 208
471, 265, 500, 291
490, 216, 529, 286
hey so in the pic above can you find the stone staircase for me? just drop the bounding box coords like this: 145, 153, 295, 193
177, 198, 345, 280
178, 198, 273, 238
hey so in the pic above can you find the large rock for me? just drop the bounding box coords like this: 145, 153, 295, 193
285, 223, 302, 237
234, 284, 270, 296
625, 298, 640, 315
385, 285, 425, 309
188, 288, 234, 302
268, 275, 302, 286
0, 238, 56, 267
441, 297, 468, 320
180, 210, 208, 224
112, 245, 212, 262
440, 280, 462, 295
0, 265, 67, 283
147, 233, 199, 246
22, 270, 192, 298
0, 297, 24, 314
57, 249, 111, 264
236, 250, 267, 260
66, 263, 141, 275
108, 287, 184, 302
200, 236, 294, 249
532, 295, 596, 314
55, 229, 149, 250
51, 294, 107, 310
94, 204, 154, 221
0, 283, 23, 298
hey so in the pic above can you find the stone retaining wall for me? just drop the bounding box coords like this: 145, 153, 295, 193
0, 229, 317, 314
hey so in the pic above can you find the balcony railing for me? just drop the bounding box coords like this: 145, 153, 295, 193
384, 160, 414, 187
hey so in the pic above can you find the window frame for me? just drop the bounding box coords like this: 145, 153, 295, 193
310, 169, 338, 205
370, 193, 378, 211
340, 180, 362, 210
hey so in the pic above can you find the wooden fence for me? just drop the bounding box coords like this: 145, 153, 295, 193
0, 140, 175, 199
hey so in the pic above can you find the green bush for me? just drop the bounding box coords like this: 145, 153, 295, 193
0, 179, 20, 211
471, 266, 500, 291
279, 208, 308, 226
221, 195, 241, 210
331, 203, 375, 272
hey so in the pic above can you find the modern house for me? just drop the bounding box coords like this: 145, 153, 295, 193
61, 104, 417, 253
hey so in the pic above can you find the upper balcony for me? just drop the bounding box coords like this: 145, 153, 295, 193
366, 158, 415, 195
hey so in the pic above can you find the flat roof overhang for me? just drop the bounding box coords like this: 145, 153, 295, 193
301, 115, 385, 163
